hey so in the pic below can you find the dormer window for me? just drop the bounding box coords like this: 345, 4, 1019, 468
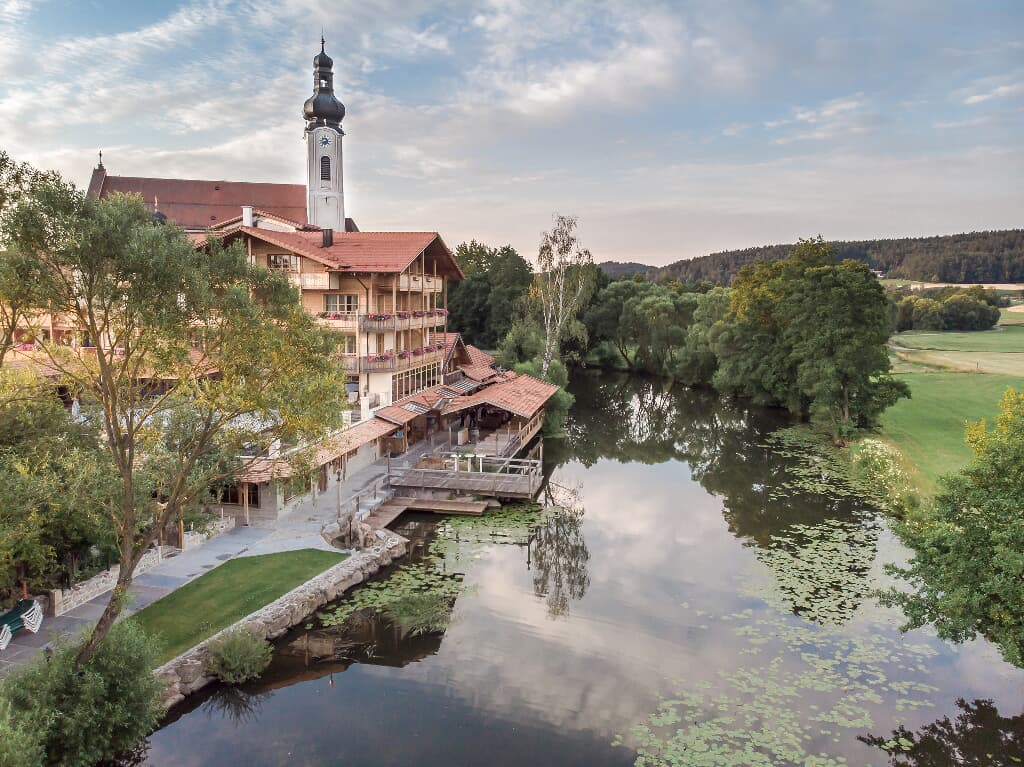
320, 156, 331, 181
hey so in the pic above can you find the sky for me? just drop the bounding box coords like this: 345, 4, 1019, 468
0, 0, 1022, 266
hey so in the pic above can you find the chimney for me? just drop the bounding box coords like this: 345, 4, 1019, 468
322, 228, 333, 247
241, 206, 254, 227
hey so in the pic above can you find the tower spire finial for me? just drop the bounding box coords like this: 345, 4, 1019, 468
97, 150, 104, 170
321, 30, 325, 51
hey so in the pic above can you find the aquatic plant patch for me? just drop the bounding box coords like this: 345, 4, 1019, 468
318, 505, 545, 632
617, 509, 941, 767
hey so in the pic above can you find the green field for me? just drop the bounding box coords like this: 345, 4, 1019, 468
877, 372, 1022, 494
130, 549, 345, 664
891, 326, 1024, 376
1001, 307, 1024, 325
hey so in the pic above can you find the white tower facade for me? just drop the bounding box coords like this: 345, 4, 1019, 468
302, 39, 346, 231
306, 124, 344, 230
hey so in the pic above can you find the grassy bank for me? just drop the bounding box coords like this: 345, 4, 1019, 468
130, 549, 345, 664
876, 372, 1020, 495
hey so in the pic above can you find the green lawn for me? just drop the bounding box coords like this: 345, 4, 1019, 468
1001, 307, 1024, 325
877, 372, 1022, 494
130, 549, 345, 664
895, 326, 1024, 352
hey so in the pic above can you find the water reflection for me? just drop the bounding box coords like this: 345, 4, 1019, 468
529, 495, 590, 618
861, 698, 1024, 766
563, 371, 878, 626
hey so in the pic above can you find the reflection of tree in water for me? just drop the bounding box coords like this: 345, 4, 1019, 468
861, 698, 1024, 766
529, 482, 591, 618
560, 370, 879, 625
201, 685, 271, 725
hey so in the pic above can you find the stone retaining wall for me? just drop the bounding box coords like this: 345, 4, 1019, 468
48, 546, 175, 617
154, 530, 408, 709
182, 516, 236, 550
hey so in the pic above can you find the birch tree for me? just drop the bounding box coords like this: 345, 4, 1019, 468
535, 214, 593, 377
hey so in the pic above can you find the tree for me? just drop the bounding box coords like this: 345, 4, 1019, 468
0, 621, 163, 766
712, 237, 907, 436
447, 241, 533, 348
882, 388, 1024, 666
5, 173, 347, 666
535, 214, 594, 377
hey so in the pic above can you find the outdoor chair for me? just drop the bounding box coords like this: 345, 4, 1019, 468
0, 599, 43, 653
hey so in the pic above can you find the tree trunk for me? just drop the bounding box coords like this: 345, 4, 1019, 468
73, 563, 134, 667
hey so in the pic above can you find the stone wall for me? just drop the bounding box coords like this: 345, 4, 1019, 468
154, 530, 407, 709
48, 546, 175, 617
182, 516, 236, 550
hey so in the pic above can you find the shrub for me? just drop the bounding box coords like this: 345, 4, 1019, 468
0, 698, 45, 767
851, 438, 918, 515
205, 628, 273, 684
0, 621, 163, 766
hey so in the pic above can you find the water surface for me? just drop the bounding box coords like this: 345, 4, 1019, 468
140, 372, 1024, 766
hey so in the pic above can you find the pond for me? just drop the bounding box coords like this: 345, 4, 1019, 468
138, 371, 1024, 766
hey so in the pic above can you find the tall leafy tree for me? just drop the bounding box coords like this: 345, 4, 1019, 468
882, 388, 1024, 667
447, 240, 533, 348
4, 167, 347, 665
713, 237, 906, 436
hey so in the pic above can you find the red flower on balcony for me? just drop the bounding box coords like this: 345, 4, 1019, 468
412, 310, 425, 318
397, 351, 411, 360
397, 310, 410, 319
412, 347, 424, 356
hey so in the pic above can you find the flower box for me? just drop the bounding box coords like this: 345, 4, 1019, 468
397, 311, 411, 319
379, 352, 393, 361
412, 347, 424, 356
412, 311, 425, 318
329, 312, 340, 319
317, 311, 329, 318
397, 351, 411, 360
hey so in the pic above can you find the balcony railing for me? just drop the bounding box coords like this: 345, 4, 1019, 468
288, 273, 337, 290
398, 274, 442, 292
359, 347, 445, 373
317, 312, 360, 330
359, 310, 447, 333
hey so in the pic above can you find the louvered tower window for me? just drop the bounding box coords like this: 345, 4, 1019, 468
320, 156, 331, 181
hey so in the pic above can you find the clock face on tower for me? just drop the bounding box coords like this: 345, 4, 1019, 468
319, 135, 332, 147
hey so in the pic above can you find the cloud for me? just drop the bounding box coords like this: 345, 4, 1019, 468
764, 93, 875, 144
964, 82, 1024, 105
721, 123, 750, 137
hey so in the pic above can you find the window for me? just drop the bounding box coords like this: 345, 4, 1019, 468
320, 156, 331, 181
216, 483, 259, 508
341, 335, 357, 354
324, 294, 358, 313
268, 253, 299, 272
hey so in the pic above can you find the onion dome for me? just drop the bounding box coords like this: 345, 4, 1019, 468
303, 38, 345, 130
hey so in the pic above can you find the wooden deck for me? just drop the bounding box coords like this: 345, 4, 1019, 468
388, 455, 543, 500
365, 496, 489, 530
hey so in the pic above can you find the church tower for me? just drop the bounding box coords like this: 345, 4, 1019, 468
303, 38, 346, 230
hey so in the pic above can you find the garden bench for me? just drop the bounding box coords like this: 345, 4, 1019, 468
0, 599, 43, 652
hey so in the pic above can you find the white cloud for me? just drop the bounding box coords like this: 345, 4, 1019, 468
721, 122, 750, 137
964, 82, 1024, 105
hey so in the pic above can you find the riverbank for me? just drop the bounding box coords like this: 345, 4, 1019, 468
156, 530, 407, 709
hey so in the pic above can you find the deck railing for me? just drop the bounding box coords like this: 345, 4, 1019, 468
388, 454, 543, 499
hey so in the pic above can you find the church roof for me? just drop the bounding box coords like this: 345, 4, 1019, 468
87, 168, 308, 231
232, 227, 465, 279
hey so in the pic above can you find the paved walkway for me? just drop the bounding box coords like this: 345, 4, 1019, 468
0, 442, 436, 677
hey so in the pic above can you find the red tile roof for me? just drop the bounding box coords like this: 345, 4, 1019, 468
235, 228, 464, 279
464, 345, 495, 366
446, 373, 559, 419
88, 169, 308, 231
459, 363, 498, 382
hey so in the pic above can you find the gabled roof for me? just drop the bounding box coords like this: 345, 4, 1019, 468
445, 373, 559, 419
87, 168, 308, 231
231, 227, 464, 279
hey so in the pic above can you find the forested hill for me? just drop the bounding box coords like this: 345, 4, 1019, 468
598, 261, 652, 279
653, 229, 1024, 285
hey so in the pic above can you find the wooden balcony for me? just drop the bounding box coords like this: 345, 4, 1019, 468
398, 274, 442, 293
288, 272, 336, 290
359, 347, 445, 373
359, 311, 447, 333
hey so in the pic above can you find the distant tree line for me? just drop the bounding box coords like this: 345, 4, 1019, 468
653, 229, 1024, 285
889, 285, 1004, 331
